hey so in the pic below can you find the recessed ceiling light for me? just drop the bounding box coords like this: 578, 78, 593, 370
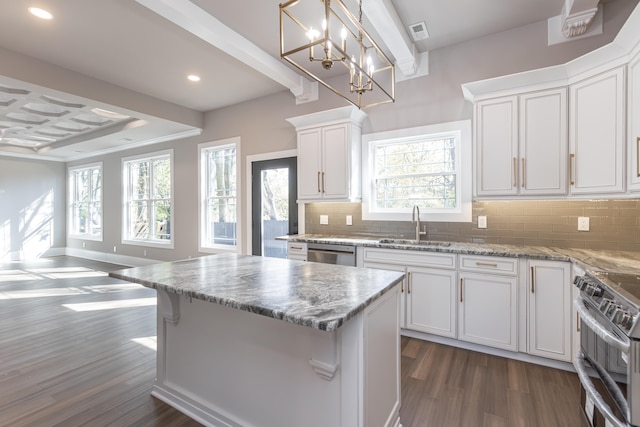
187, 74, 201, 82
28, 7, 53, 20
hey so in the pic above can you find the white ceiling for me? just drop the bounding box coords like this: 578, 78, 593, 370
0, 0, 622, 161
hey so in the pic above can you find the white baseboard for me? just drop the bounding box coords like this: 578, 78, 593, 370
63, 247, 161, 267
401, 329, 575, 372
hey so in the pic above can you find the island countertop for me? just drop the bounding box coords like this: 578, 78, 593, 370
109, 253, 404, 332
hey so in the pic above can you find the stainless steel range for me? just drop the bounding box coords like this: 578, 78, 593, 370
574, 271, 640, 427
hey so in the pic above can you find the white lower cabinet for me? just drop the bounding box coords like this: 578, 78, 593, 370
362, 248, 457, 337
528, 260, 572, 362
458, 255, 518, 351
406, 266, 457, 338
458, 271, 518, 351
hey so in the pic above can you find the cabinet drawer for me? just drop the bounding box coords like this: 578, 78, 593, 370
459, 255, 518, 276
362, 248, 456, 269
287, 242, 307, 261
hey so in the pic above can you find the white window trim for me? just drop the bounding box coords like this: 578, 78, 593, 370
362, 120, 472, 222
198, 137, 241, 254
67, 162, 103, 241
121, 149, 174, 249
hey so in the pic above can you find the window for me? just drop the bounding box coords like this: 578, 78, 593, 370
122, 150, 173, 247
68, 163, 103, 240
362, 120, 471, 222
199, 138, 239, 252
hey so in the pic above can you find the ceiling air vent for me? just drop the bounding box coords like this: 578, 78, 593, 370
409, 21, 429, 41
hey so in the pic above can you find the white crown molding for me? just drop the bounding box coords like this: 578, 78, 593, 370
285, 105, 368, 130
134, 0, 318, 105
462, 2, 640, 102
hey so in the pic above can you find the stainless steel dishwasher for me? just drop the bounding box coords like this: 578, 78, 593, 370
306, 242, 356, 266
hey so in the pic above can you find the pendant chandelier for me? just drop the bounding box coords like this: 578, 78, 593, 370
279, 0, 395, 109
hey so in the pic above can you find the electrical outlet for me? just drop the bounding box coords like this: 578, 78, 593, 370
143, 249, 147, 257
578, 216, 590, 231
478, 215, 487, 229
320, 215, 329, 225
82, 241, 86, 248
346, 215, 352, 226
113, 246, 117, 253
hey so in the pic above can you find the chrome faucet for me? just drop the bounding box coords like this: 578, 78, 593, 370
411, 205, 427, 241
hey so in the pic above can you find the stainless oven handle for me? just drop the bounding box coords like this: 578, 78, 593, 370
575, 351, 630, 427
574, 296, 630, 354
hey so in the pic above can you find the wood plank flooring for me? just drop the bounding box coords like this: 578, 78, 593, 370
0, 256, 584, 426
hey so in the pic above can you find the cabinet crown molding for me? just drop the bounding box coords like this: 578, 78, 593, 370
286, 106, 367, 130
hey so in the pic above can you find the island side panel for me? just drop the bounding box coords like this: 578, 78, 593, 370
155, 291, 345, 427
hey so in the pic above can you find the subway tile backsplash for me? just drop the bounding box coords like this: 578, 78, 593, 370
304, 199, 640, 251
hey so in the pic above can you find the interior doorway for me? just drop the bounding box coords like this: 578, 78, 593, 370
251, 157, 298, 257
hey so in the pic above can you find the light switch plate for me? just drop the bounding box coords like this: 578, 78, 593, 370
346, 215, 352, 226
478, 215, 487, 229
578, 216, 589, 231
320, 215, 329, 225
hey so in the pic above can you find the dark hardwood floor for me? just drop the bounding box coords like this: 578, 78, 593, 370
0, 256, 583, 426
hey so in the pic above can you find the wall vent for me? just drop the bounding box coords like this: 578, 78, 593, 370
409, 21, 429, 41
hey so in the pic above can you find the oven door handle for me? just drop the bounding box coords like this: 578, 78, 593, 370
574, 296, 630, 354
575, 351, 630, 427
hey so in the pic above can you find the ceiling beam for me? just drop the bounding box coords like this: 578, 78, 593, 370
134, 0, 318, 104
357, 0, 425, 78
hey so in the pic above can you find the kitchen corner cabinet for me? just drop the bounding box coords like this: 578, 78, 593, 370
287, 107, 367, 202
569, 66, 625, 195
628, 51, 640, 191
361, 248, 457, 338
475, 88, 567, 197
458, 255, 518, 351
527, 260, 572, 362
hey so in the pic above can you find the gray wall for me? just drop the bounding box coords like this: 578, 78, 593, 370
57, 0, 639, 261
0, 157, 66, 259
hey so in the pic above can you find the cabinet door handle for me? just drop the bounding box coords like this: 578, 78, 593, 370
407, 271, 411, 294
322, 171, 326, 193
530, 266, 535, 293
521, 158, 525, 188
459, 278, 463, 302
637, 137, 640, 178
317, 171, 321, 193
475, 261, 498, 267
569, 153, 575, 185
577, 312, 580, 332
512, 157, 517, 187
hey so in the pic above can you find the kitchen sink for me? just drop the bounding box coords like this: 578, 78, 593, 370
378, 238, 452, 247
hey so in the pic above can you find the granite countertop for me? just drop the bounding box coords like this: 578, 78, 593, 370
109, 253, 404, 332
279, 234, 640, 276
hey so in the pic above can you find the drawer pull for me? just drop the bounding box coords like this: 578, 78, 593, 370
290, 246, 304, 250
475, 261, 498, 267
407, 272, 412, 294
459, 278, 463, 302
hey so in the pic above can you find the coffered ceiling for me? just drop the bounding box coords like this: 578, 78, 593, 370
0, 0, 628, 161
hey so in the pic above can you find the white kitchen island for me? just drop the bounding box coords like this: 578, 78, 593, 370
110, 254, 404, 427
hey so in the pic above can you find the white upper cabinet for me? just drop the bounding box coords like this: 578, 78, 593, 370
569, 67, 626, 195
475, 88, 567, 197
628, 51, 640, 191
475, 96, 519, 196
519, 88, 568, 196
287, 106, 367, 202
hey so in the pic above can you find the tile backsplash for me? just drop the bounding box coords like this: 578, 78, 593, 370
304, 199, 640, 251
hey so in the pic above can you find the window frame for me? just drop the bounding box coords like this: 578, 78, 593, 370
67, 162, 103, 241
198, 137, 240, 253
362, 120, 472, 223
121, 149, 174, 249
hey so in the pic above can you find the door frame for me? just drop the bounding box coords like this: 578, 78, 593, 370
245, 149, 304, 255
